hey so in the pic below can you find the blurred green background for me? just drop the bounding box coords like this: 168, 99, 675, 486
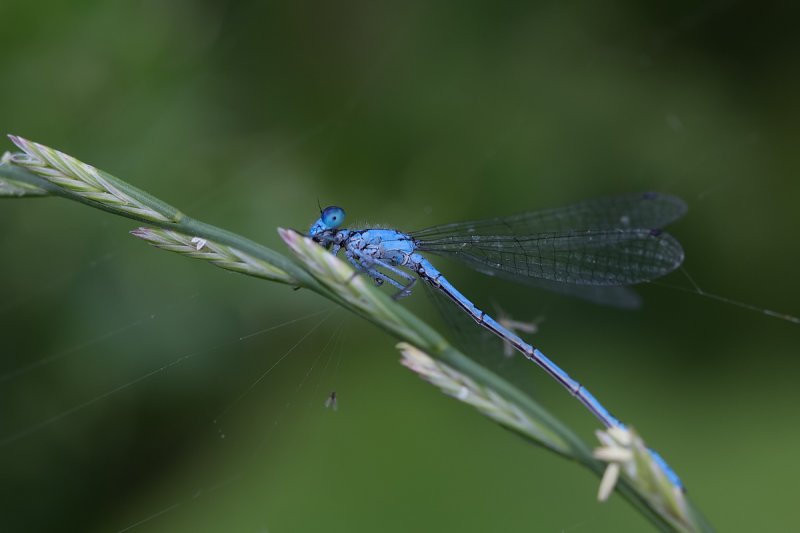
1, 2, 798, 531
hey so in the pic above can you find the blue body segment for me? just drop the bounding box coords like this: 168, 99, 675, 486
307, 193, 686, 490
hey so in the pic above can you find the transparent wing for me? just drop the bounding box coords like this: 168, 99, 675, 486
412, 192, 686, 239
519, 279, 643, 309
412, 192, 686, 287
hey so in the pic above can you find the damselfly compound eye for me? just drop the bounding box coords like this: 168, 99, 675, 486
321, 206, 346, 229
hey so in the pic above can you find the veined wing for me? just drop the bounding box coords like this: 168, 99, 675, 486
411, 192, 686, 240
412, 193, 686, 287
416, 228, 684, 286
